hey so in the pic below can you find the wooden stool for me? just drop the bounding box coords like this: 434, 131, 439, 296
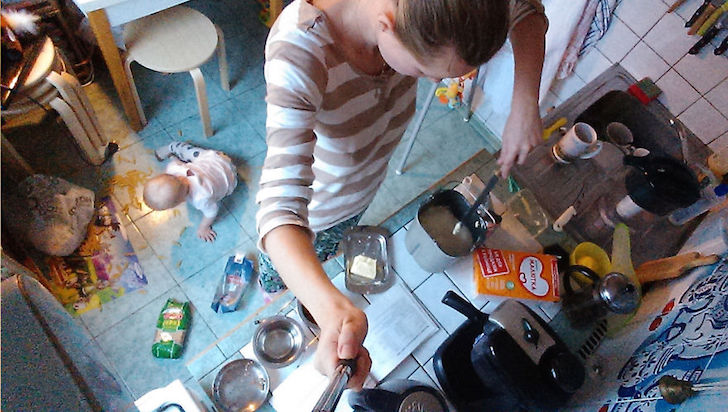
2, 37, 109, 166
123, 6, 229, 138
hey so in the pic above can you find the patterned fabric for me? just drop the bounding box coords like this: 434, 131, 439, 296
580, 0, 621, 56
257, 213, 363, 293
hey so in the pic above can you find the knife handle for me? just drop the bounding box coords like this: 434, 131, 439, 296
668, 0, 687, 13
697, 8, 726, 35
716, 35, 728, 54
689, 4, 718, 35
690, 27, 721, 54
687, 0, 712, 27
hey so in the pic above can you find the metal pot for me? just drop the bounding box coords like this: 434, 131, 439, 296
405, 190, 491, 273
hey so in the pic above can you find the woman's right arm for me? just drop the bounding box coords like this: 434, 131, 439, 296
257, 25, 371, 388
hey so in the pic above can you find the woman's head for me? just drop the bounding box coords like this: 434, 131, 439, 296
377, 0, 509, 79
143, 174, 188, 211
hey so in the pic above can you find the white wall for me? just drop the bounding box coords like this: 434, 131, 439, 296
486, 0, 728, 153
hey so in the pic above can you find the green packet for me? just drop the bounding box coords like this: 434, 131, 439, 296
152, 299, 191, 359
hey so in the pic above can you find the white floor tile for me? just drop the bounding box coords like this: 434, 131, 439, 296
573, 49, 612, 84
595, 16, 640, 63
408, 367, 436, 387
674, 49, 728, 94
412, 327, 448, 366
423, 358, 441, 390
621, 41, 670, 82
387, 226, 432, 291
413, 273, 468, 334
615, 0, 669, 37
656, 69, 701, 115
673, 0, 704, 21
709, 131, 728, 151
678, 98, 728, 144
382, 355, 420, 382
551, 74, 587, 102
443, 256, 488, 309
540, 90, 563, 118
706, 79, 728, 115
643, 11, 694, 65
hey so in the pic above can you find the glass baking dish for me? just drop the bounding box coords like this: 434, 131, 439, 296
342, 226, 392, 294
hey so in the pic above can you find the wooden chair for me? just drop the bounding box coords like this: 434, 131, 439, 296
122, 6, 229, 138
2, 37, 109, 166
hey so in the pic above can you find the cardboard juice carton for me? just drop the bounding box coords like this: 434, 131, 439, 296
473, 247, 560, 302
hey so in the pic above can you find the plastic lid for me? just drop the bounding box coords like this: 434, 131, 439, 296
714, 184, 728, 197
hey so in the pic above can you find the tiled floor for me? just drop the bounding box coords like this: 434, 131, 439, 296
1, 0, 496, 402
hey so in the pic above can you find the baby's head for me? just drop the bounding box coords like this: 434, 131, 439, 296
381, 0, 509, 79
143, 174, 189, 211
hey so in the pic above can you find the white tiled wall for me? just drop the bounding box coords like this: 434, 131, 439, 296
535, 0, 728, 152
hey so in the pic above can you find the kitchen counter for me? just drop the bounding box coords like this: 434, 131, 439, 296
512, 64, 712, 266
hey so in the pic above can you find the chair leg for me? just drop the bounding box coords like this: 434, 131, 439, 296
59, 71, 108, 148
46, 71, 106, 151
190, 68, 213, 137
123, 57, 148, 127
49, 97, 105, 165
395, 81, 439, 175
215, 24, 230, 92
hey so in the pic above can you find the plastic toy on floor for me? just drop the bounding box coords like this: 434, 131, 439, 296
435, 79, 464, 109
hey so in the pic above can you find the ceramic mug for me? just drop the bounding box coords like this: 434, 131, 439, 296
552, 122, 602, 164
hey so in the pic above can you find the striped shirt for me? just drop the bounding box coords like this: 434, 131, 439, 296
257, 0, 545, 251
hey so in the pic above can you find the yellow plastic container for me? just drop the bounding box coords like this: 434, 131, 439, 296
569, 242, 611, 281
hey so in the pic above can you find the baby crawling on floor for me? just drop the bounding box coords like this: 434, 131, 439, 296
143, 142, 237, 242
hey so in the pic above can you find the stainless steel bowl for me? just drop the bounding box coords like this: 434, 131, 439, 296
213, 358, 269, 412
253, 316, 305, 368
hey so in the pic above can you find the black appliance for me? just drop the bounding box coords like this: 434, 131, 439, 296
349, 379, 448, 412
434, 291, 585, 411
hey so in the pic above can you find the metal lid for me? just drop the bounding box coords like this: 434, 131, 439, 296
398, 391, 446, 412
599, 272, 640, 314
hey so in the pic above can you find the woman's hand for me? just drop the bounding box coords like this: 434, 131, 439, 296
498, 102, 542, 177
499, 12, 547, 177
314, 298, 371, 389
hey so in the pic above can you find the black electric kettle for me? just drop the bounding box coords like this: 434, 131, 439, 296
623, 154, 700, 216
440, 291, 585, 411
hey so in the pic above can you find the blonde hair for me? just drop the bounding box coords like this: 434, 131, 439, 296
143, 174, 187, 210
393, 0, 509, 66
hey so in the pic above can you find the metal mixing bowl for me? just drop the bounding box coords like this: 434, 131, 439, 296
252, 316, 305, 368
213, 358, 269, 412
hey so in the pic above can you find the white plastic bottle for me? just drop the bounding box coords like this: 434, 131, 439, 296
669, 183, 728, 225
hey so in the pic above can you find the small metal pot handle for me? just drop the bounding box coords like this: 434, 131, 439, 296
563, 265, 600, 296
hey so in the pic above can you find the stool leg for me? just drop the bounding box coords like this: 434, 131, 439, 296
59, 72, 108, 148
123, 57, 148, 127
46, 71, 106, 151
49, 97, 105, 165
395, 81, 439, 175
215, 25, 230, 92
190, 68, 213, 137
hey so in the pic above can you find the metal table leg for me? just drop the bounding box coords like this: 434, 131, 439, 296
395, 81, 439, 175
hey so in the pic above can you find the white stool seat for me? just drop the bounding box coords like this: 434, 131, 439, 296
122, 6, 229, 138
123, 7, 218, 73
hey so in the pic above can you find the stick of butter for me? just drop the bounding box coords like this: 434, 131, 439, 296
350, 255, 377, 280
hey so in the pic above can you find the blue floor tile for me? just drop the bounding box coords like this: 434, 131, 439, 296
95, 286, 226, 398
